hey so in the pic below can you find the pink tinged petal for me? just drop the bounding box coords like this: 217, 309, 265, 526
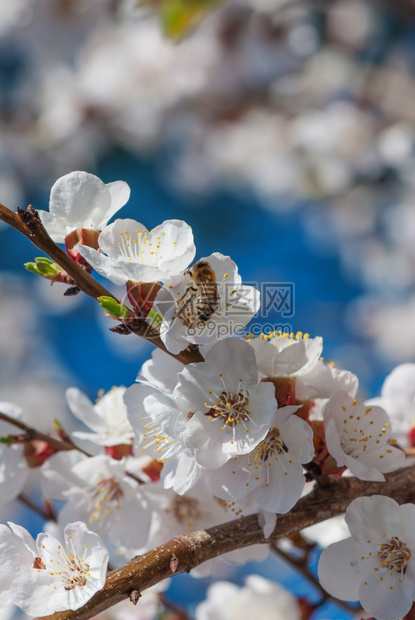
318, 538, 368, 601
359, 572, 412, 620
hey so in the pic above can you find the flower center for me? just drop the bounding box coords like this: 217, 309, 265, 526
376, 536, 411, 575
62, 556, 91, 591
257, 427, 288, 461
117, 228, 164, 265
204, 376, 251, 429
166, 496, 203, 530
229, 427, 293, 490
141, 417, 179, 463
80, 477, 124, 532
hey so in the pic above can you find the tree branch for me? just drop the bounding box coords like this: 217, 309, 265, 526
37, 465, 415, 620
0, 411, 89, 455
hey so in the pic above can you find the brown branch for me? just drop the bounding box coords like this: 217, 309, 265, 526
0, 411, 90, 456
37, 465, 415, 620
0, 203, 204, 366
18, 494, 57, 521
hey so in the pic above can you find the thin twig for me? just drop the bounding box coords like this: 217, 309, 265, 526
0, 411, 90, 456
18, 494, 57, 521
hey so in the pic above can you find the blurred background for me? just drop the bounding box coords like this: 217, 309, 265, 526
1, 0, 415, 617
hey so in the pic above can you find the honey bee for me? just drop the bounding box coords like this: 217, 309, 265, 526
174, 261, 220, 327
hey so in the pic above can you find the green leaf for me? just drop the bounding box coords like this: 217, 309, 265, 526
160, 0, 223, 39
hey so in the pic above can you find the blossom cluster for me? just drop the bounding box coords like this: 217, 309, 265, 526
0, 171, 411, 618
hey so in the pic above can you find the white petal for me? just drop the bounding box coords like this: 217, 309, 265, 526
359, 572, 412, 620
318, 537, 366, 601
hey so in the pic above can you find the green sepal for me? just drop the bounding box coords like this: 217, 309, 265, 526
0, 435, 16, 445
146, 308, 163, 328
98, 296, 132, 319
24, 257, 61, 279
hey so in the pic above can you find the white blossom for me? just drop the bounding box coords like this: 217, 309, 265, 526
79, 218, 196, 285
68, 386, 134, 447
40, 452, 152, 551
124, 383, 200, 495
250, 331, 358, 400
204, 406, 314, 514
318, 496, 415, 620
174, 338, 277, 469
250, 332, 323, 379
11, 522, 108, 615
324, 391, 405, 481
154, 253, 260, 354
38, 171, 130, 243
